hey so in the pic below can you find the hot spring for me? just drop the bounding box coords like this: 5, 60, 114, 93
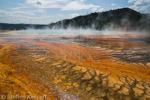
14, 29, 119, 35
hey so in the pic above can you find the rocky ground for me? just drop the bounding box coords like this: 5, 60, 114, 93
0, 33, 150, 100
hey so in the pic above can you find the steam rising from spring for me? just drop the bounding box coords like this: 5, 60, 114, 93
15, 28, 104, 35
13, 28, 150, 39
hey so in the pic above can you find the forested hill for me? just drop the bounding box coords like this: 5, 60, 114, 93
49, 8, 150, 32
0, 23, 48, 30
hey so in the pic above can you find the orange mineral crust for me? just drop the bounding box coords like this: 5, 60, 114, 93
0, 42, 55, 100
1, 33, 150, 100
23, 39, 150, 82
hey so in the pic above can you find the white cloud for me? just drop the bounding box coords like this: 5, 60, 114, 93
78, 0, 85, 2
35, 9, 45, 12
128, 0, 136, 3
70, 13, 80, 18
91, 7, 98, 12
0, 10, 35, 16
1, 0, 100, 24
24, 0, 99, 11
26, 0, 68, 4
26, 0, 68, 8
128, 0, 150, 13
0, 10, 66, 24
111, 4, 116, 6
62, 1, 99, 11
99, 8, 104, 12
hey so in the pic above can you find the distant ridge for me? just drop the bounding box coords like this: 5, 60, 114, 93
0, 23, 48, 30
0, 8, 150, 32
49, 8, 150, 32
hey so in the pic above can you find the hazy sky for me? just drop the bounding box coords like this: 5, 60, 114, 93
0, 0, 150, 24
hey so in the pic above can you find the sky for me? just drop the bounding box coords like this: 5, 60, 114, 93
0, 0, 150, 24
